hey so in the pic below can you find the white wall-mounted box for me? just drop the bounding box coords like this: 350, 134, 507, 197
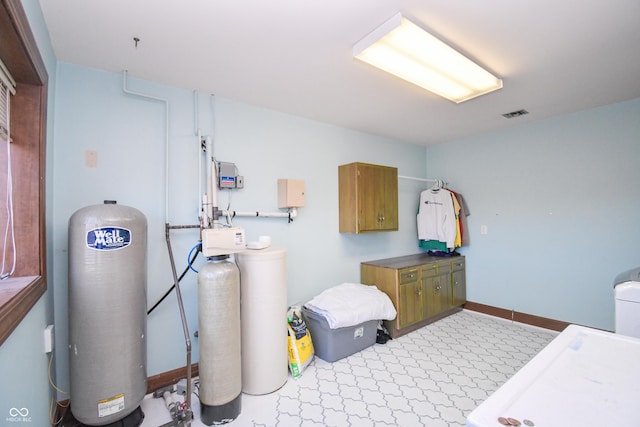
278, 179, 305, 208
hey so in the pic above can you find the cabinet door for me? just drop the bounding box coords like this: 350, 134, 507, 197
379, 165, 398, 231
423, 263, 451, 318
451, 260, 466, 307
398, 268, 422, 328
423, 275, 448, 318
357, 164, 398, 232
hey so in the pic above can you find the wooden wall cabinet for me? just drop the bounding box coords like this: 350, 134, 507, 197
361, 254, 466, 338
338, 162, 398, 233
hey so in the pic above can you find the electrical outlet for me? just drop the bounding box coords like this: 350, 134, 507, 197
44, 324, 54, 353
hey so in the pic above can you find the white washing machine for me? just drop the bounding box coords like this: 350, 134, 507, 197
614, 267, 640, 338
466, 325, 640, 427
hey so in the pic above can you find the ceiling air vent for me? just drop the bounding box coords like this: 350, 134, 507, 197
502, 109, 529, 119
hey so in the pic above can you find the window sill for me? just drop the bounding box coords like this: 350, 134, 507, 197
0, 275, 46, 346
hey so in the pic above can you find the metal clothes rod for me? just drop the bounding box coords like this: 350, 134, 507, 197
398, 175, 446, 186
398, 175, 438, 182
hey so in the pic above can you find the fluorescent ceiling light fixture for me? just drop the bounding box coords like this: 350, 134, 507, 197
353, 13, 503, 103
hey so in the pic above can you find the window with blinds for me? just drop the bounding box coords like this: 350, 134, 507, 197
0, 0, 49, 345
0, 59, 16, 141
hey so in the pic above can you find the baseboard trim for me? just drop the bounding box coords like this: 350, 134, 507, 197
147, 363, 199, 394
463, 301, 571, 332
386, 306, 463, 339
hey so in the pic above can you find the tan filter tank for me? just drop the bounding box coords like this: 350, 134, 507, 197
68, 201, 147, 426
236, 247, 287, 394
198, 255, 242, 425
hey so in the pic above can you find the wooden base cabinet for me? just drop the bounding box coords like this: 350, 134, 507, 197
361, 254, 466, 339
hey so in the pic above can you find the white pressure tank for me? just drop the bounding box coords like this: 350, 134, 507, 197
68, 201, 147, 426
614, 267, 640, 338
198, 254, 242, 425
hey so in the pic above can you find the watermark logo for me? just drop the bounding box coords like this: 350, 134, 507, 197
6, 407, 31, 423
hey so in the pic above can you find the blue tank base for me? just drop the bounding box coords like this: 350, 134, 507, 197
61, 406, 144, 427
200, 394, 241, 425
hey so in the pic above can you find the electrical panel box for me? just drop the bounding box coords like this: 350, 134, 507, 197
218, 162, 237, 189
202, 227, 246, 256
278, 179, 305, 208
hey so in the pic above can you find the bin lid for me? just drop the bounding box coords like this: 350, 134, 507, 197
614, 267, 640, 287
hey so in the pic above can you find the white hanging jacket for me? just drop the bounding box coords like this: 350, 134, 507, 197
417, 188, 457, 249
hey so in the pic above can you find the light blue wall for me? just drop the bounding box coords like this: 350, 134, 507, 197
51, 63, 428, 391
0, 298, 52, 424
0, 0, 57, 425
427, 98, 640, 330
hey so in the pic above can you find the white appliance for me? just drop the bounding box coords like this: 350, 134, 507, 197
466, 324, 640, 427
614, 266, 640, 338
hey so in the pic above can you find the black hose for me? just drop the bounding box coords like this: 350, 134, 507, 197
147, 243, 201, 315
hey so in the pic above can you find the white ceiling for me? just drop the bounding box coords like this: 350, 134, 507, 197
38, 0, 640, 146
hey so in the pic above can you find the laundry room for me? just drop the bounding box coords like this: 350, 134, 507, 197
1, 1, 639, 426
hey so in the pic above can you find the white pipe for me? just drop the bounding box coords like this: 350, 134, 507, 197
212, 154, 219, 221
210, 95, 219, 228
162, 390, 177, 418
221, 207, 298, 220
204, 135, 215, 226
198, 135, 203, 224
195, 91, 202, 221
122, 70, 170, 222
193, 90, 199, 135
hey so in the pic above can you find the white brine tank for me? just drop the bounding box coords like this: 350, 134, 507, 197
68, 201, 147, 426
198, 254, 242, 425
236, 247, 287, 395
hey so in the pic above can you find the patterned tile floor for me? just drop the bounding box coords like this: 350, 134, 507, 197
140, 310, 557, 426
